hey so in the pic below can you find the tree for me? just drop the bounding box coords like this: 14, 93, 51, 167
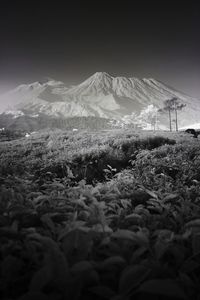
109, 113, 143, 129
138, 105, 159, 131
159, 99, 173, 131
121, 113, 141, 129
159, 98, 186, 131
171, 97, 186, 131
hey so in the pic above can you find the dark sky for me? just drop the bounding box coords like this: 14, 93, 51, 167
0, 0, 200, 97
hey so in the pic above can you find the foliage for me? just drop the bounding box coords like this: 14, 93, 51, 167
137, 105, 159, 130
0, 129, 200, 299
109, 105, 159, 130
0, 114, 113, 133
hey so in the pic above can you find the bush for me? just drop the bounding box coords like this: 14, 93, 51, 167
0, 129, 200, 299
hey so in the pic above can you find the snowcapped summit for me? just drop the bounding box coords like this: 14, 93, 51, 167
71, 71, 113, 94
93, 71, 112, 78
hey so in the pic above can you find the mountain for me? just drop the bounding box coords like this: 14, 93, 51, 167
0, 72, 200, 130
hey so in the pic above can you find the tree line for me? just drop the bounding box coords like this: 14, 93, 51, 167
109, 97, 186, 131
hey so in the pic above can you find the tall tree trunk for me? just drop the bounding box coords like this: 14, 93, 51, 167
175, 107, 178, 131
155, 111, 157, 131
168, 108, 172, 131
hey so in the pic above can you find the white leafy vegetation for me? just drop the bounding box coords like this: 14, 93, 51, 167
109, 105, 160, 130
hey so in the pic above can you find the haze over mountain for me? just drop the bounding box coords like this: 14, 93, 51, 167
0, 72, 200, 130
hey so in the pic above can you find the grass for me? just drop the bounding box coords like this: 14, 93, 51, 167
0, 128, 200, 300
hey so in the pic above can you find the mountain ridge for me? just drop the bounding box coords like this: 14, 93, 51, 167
0, 72, 200, 130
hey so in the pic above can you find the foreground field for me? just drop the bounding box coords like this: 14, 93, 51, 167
1, 129, 200, 300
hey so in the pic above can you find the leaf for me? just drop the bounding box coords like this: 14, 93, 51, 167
71, 260, 93, 274
50, 181, 65, 189
178, 272, 195, 290
139, 279, 187, 299
130, 246, 148, 264
163, 193, 179, 203
181, 259, 200, 273
1, 255, 23, 282
18, 291, 49, 300
100, 256, 127, 270
111, 230, 137, 241
120, 199, 132, 209
154, 229, 174, 242
141, 187, 158, 199
107, 164, 117, 172
61, 228, 93, 262
192, 233, 200, 254
58, 221, 87, 241
154, 239, 169, 260
185, 219, 200, 228
72, 210, 78, 222
29, 234, 69, 289
135, 230, 149, 246
147, 199, 161, 206
86, 270, 100, 285
91, 223, 113, 233
134, 205, 150, 217
0, 227, 22, 239
111, 229, 149, 248
124, 213, 142, 222
147, 205, 163, 214
33, 195, 50, 205
40, 214, 55, 234
89, 286, 116, 299
119, 265, 150, 294
111, 295, 130, 300
0, 215, 9, 226
29, 254, 53, 291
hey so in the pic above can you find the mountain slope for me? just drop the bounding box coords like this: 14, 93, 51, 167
0, 72, 200, 130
